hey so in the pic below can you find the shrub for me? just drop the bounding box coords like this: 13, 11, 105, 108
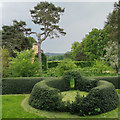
1, 46, 10, 77
35, 53, 47, 71
9, 49, 41, 77
2, 77, 43, 94
91, 76, 120, 89
29, 78, 65, 111
80, 80, 119, 115
55, 59, 77, 76
28, 70, 119, 116
48, 61, 61, 68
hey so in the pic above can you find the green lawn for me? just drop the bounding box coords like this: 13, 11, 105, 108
2, 89, 120, 118
2, 94, 45, 118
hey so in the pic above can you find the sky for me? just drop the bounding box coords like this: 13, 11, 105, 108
1, 1, 117, 53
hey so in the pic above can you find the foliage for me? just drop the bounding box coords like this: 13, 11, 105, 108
80, 80, 119, 116
29, 70, 119, 116
2, 77, 43, 94
77, 60, 114, 77
30, 2, 66, 68
2, 20, 33, 57
48, 61, 61, 68
29, 79, 65, 111
55, 59, 77, 76
101, 41, 118, 73
35, 53, 47, 71
81, 28, 108, 61
92, 76, 120, 89
70, 92, 84, 114
1, 46, 10, 77
9, 49, 40, 77
104, 2, 119, 43
47, 55, 64, 61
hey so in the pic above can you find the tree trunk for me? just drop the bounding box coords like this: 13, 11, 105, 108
38, 39, 42, 76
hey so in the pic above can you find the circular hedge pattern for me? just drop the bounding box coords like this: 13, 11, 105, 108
29, 70, 119, 116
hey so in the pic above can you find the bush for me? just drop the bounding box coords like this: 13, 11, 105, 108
29, 78, 65, 111
9, 49, 41, 77
48, 61, 61, 68
80, 80, 119, 115
55, 59, 77, 76
2, 77, 43, 94
28, 70, 119, 115
91, 76, 120, 89
48, 61, 94, 68
35, 53, 47, 71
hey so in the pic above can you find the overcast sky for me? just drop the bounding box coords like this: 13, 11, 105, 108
1, 1, 117, 53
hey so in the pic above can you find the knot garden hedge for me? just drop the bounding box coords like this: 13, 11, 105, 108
29, 70, 119, 116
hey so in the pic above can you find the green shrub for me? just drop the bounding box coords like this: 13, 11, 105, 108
48, 61, 61, 68
74, 61, 94, 68
29, 78, 65, 111
55, 59, 77, 76
2, 77, 43, 94
28, 70, 119, 116
80, 80, 119, 115
48, 61, 94, 68
76, 77, 98, 92
35, 53, 47, 71
9, 49, 40, 77
91, 76, 120, 89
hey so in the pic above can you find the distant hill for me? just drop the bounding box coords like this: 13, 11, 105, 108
45, 52, 65, 56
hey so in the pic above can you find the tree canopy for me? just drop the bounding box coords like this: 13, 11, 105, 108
2, 20, 36, 57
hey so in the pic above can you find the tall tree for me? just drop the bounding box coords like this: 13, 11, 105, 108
29, 2, 66, 72
2, 20, 34, 57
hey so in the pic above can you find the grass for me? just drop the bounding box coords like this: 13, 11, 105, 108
2, 89, 120, 118
2, 94, 45, 118
62, 90, 88, 103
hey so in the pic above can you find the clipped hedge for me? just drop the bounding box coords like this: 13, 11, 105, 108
29, 70, 119, 116
29, 78, 65, 111
91, 76, 120, 89
48, 61, 94, 68
80, 80, 119, 115
2, 77, 43, 94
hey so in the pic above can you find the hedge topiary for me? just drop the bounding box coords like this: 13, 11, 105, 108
28, 70, 119, 116
2, 77, 43, 94
79, 80, 119, 115
29, 78, 65, 111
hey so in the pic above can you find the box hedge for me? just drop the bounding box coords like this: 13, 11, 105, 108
29, 70, 119, 115
2, 77, 43, 94
29, 78, 65, 111
48, 61, 94, 68
91, 76, 120, 89
80, 80, 119, 115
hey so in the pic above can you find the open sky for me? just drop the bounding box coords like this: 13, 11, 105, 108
1, 1, 117, 53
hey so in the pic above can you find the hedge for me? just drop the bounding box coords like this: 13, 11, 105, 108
29, 70, 119, 116
2, 77, 43, 94
29, 78, 65, 111
80, 80, 119, 115
48, 61, 94, 68
91, 76, 120, 89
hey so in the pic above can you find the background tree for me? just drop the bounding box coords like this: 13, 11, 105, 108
2, 20, 35, 57
80, 28, 107, 61
1, 46, 10, 77
29, 2, 66, 72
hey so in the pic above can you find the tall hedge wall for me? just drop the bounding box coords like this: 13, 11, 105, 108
48, 61, 94, 68
2, 77, 43, 94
